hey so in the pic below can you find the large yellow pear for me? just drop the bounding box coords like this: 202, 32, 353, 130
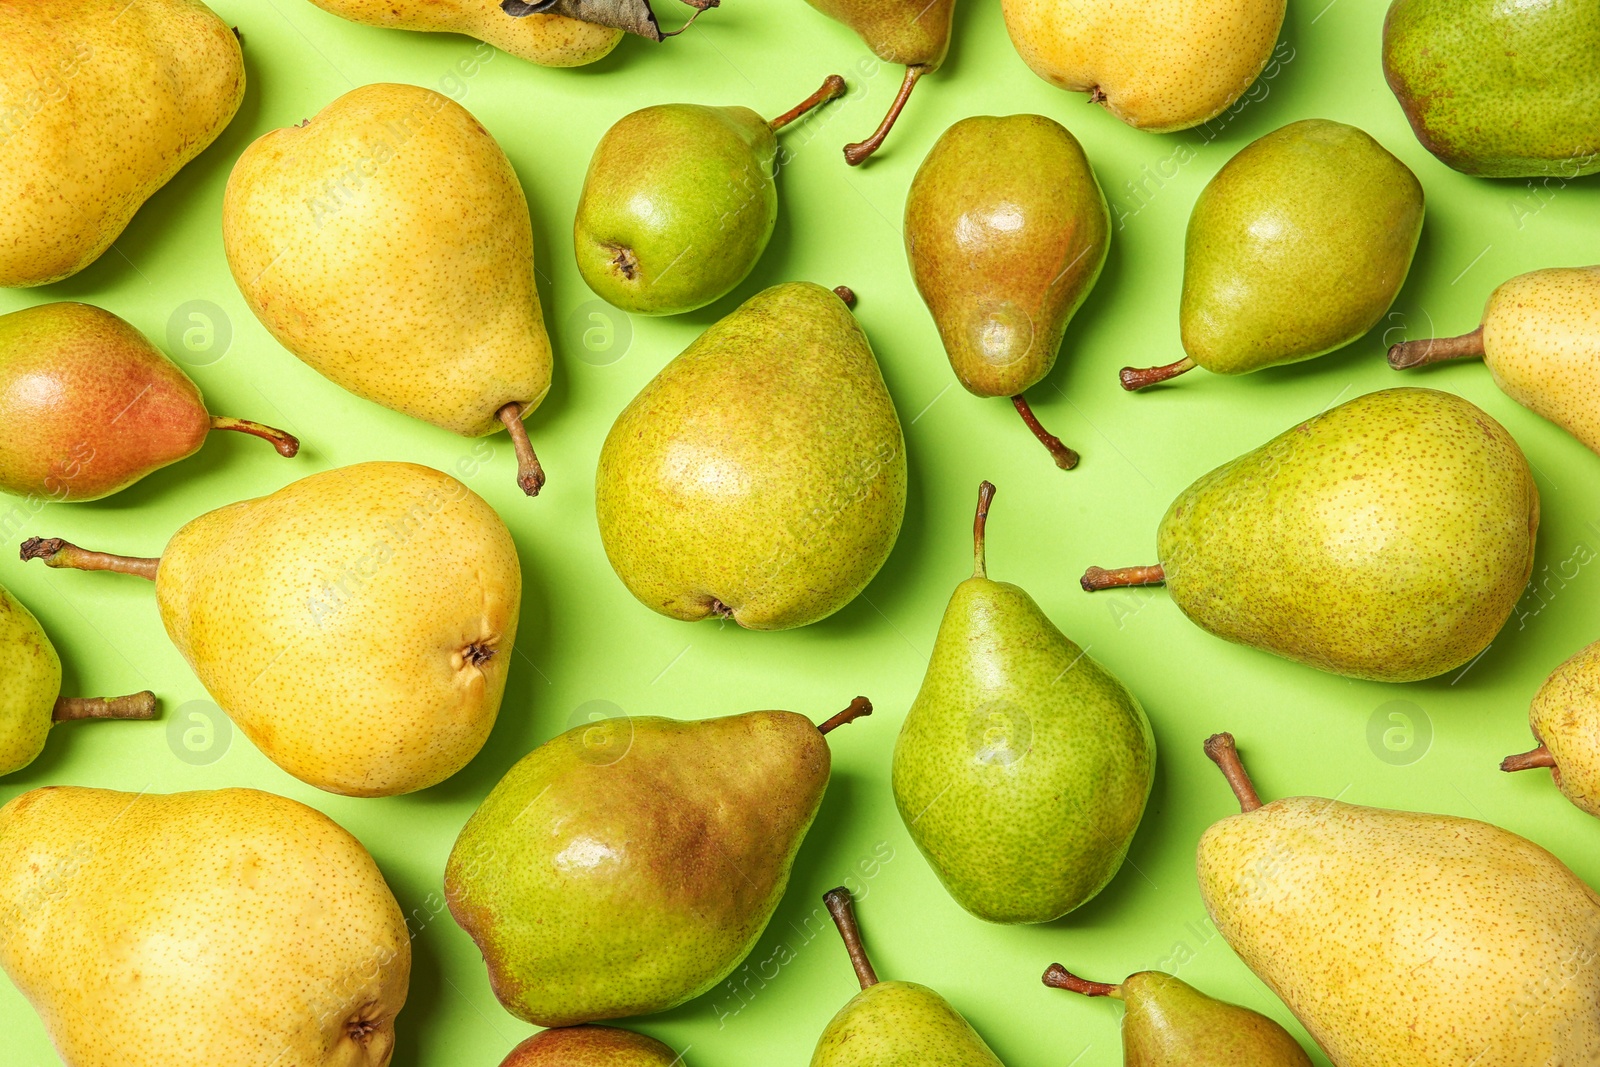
0, 0, 244, 287
305, 0, 622, 66
0, 786, 410, 1067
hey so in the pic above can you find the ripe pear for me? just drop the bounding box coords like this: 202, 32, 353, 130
1384, 0, 1600, 178
904, 116, 1108, 471
1502, 639, 1600, 818
0, 302, 298, 502
1, 583, 155, 776
446, 698, 872, 1026
1042, 964, 1311, 1066
1122, 120, 1423, 390
0, 786, 409, 1067
893, 482, 1153, 924
595, 282, 906, 630
1000, 0, 1285, 132
224, 83, 553, 495
19, 462, 520, 797
305, 0, 623, 66
810, 887, 1006, 1067
1082, 388, 1538, 682
1390, 266, 1600, 456
1198, 732, 1600, 1066
0, 0, 244, 287
802, 0, 957, 164
500, 1026, 686, 1067
575, 75, 847, 316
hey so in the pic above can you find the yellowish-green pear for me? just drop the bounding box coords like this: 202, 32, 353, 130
305, 0, 623, 66
1503, 638, 1600, 818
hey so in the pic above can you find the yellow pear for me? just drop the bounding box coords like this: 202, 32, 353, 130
304, 0, 622, 66
20, 462, 521, 797
224, 84, 554, 495
0, 0, 244, 287
0, 786, 409, 1067
1503, 638, 1600, 817
1000, 0, 1285, 132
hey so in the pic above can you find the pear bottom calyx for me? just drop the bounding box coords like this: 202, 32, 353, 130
844, 66, 924, 166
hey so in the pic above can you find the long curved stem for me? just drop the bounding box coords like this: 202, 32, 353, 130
768, 74, 847, 132
20, 538, 159, 580
1389, 327, 1486, 370
1204, 732, 1264, 813
973, 480, 995, 579
1011, 395, 1079, 470
1120, 357, 1196, 391
53, 692, 157, 722
823, 887, 879, 989
817, 697, 873, 735
209, 416, 300, 457
497, 402, 545, 497
1080, 564, 1165, 592
1042, 964, 1123, 999
1502, 745, 1558, 773
844, 66, 923, 166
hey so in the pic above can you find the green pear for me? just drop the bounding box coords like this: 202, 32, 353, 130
1, 583, 155, 776
305, 0, 623, 66
802, 0, 958, 164
809, 887, 1006, 1067
1121, 120, 1423, 390
904, 115, 1110, 470
19, 462, 520, 797
1390, 266, 1600, 456
1000, 0, 1286, 132
446, 698, 872, 1026
224, 83, 553, 495
1042, 964, 1312, 1066
1384, 0, 1600, 178
595, 282, 906, 630
0, 0, 244, 287
0, 302, 299, 502
1502, 638, 1600, 818
575, 76, 847, 316
1198, 732, 1600, 1066
1081, 388, 1538, 682
0, 786, 409, 1067
893, 482, 1153, 924
500, 1025, 686, 1067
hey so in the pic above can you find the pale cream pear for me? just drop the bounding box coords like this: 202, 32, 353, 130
0, 0, 245, 287
306, 0, 622, 66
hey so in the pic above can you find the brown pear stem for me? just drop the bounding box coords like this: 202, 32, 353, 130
1080, 564, 1165, 592
1120, 357, 1196, 391
52, 692, 157, 722
1042, 964, 1123, 999
1011, 395, 1079, 470
1205, 733, 1264, 813
972, 480, 996, 578
833, 286, 857, 309
1502, 745, 1558, 773
496, 402, 545, 497
1388, 327, 1486, 370
768, 74, 848, 132
817, 697, 873, 735
208, 416, 300, 457
658, 2, 712, 37
823, 887, 879, 989
843, 66, 923, 166
20, 537, 159, 580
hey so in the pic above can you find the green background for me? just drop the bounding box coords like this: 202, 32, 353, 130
3, 0, 1598, 1063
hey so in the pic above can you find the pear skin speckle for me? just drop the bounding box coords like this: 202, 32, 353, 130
500, 1025, 685, 1067
0, 586, 62, 776
1480, 267, 1600, 456
810, 982, 1005, 1067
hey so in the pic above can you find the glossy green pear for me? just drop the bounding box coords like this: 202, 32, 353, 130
1122, 120, 1423, 390
904, 116, 1109, 470
576, 76, 846, 316
893, 482, 1153, 924
1043, 964, 1311, 1066
1082, 388, 1537, 682
1384, 0, 1600, 177
446, 699, 872, 1026
500, 1025, 685, 1067
1503, 638, 1600, 817
595, 282, 906, 630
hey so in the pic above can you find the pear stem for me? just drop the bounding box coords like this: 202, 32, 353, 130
817, 696, 873, 735
1120, 357, 1196, 391
1388, 327, 1486, 370
1205, 733, 1264, 813
1502, 745, 1558, 773
208, 416, 300, 458
823, 887, 879, 989
52, 692, 158, 722
833, 286, 857, 309
843, 66, 923, 166
496, 402, 545, 497
973, 480, 995, 579
20, 537, 159, 581
1080, 564, 1165, 592
768, 74, 848, 132
1042, 964, 1123, 1000
1011, 395, 1079, 470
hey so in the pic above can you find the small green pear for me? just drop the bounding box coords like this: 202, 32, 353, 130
1503, 639, 1600, 818
904, 116, 1110, 470
1390, 266, 1600, 456
1042, 964, 1312, 1066
576, 76, 847, 316
500, 1025, 686, 1067
1082, 388, 1538, 681
893, 482, 1153, 924
809, 887, 1007, 1067
1122, 119, 1423, 390
1, 583, 155, 776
